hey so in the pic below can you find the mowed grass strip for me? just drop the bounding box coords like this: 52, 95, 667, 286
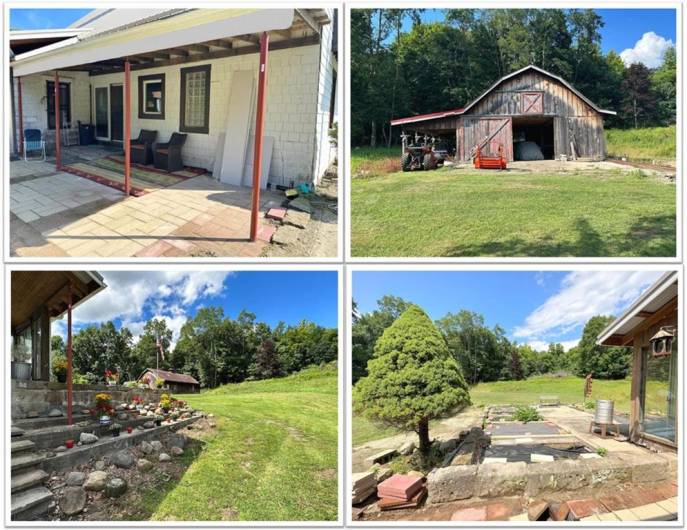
143, 365, 338, 522
351, 167, 675, 257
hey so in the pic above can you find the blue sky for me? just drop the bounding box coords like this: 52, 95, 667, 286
353, 270, 664, 351
53, 271, 338, 345
10, 9, 91, 30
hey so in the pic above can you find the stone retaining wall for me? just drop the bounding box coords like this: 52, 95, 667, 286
41, 415, 199, 473
12, 380, 164, 419
427, 452, 676, 505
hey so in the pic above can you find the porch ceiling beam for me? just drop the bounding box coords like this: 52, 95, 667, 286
88, 35, 319, 76
636, 310, 655, 318
294, 9, 323, 34
186, 44, 210, 53
205, 39, 233, 50
271, 29, 291, 39
168, 48, 190, 57
230, 33, 260, 45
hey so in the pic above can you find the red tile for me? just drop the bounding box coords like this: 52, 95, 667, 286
486, 502, 517, 521
257, 224, 276, 242
135, 240, 173, 257
598, 494, 630, 512
265, 208, 287, 221
450, 506, 487, 521
566, 499, 608, 520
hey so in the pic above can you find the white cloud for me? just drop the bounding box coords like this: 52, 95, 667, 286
620, 32, 674, 68
525, 338, 579, 352
51, 271, 231, 340
514, 271, 662, 343
535, 272, 546, 287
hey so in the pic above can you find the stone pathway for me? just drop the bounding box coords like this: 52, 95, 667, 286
10, 171, 282, 258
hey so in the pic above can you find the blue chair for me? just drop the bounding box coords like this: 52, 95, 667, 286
24, 129, 46, 161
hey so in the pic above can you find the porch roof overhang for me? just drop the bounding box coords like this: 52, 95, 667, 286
597, 271, 679, 347
11, 8, 330, 77
11, 271, 106, 332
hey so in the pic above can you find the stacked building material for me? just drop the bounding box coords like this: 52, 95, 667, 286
352, 472, 377, 505
377, 474, 426, 511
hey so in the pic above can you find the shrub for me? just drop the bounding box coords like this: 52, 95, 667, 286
159, 393, 173, 409
51, 355, 68, 376
513, 405, 542, 423
585, 401, 595, 410
597, 447, 608, 457
155, 377, 165, 388
72, 372, 90, 385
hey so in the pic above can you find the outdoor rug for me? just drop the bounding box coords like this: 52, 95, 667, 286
63, 156, 207, 196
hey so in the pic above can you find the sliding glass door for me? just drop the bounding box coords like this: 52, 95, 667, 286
640, 338, 678, 443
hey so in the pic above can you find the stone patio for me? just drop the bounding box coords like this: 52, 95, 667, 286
10, 164, 284, 258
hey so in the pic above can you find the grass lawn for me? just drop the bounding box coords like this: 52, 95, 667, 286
469, 376, 634, 412
352, 375, 671, 445
351, 166, 675, 257
606, 126, 676, 162
135, 365, 338, 521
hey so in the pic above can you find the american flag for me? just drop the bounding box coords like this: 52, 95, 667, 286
155, 331, 165, 360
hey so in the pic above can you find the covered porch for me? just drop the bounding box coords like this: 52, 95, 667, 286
11, 8, 330, 244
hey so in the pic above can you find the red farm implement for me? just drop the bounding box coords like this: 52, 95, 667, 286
473, 145, 507, 170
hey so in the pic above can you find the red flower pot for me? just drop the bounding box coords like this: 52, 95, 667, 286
65, 439, 75, 449
126, 426, 133, 434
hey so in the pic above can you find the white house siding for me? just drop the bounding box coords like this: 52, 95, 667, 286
312, 10, 337, 184
85, 45, 321, 184
12, 70, 91, 149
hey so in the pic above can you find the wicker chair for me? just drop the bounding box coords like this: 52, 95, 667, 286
153, 133, 187, 172
130, 129, 158, 165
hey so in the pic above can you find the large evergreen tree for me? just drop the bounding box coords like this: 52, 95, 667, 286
354, 305, 470, 451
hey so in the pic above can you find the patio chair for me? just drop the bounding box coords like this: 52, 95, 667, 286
130, 129, 158, 165
23, 129, 46, 161
153, 132, 187, 172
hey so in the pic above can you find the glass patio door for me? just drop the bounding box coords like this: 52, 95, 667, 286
95, 87, 109, 139
639, 338, 678, 443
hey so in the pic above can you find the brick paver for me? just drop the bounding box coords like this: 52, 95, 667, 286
11, 171, 282, 258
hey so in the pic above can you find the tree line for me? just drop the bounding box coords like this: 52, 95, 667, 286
352, 8, 676, 146
353, 296, 631, 385
51, 307, 338, 388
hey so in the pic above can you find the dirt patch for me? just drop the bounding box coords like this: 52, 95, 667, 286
313, 468, 337, 481
263, 165, 338, 258
220, 506, 240, 520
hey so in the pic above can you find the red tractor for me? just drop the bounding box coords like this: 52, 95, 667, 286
401, 133, 444, 171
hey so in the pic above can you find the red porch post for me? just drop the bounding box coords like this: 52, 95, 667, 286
17, 77, 24, 157
249, 32, 269, 242
66, 283, 73, 425
124, 59, 131, 196
54, 71, 62, 169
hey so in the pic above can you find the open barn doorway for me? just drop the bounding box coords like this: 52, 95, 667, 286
512, 116, 554, 160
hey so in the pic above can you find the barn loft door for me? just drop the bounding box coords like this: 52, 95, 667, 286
466, 117, 512, 160
521, 92, 543, 114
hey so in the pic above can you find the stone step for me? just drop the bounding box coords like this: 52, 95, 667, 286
12, 425, 26, 437
11, 469, 49, 493
11, 439, 36, 454
10, 486, 53, 520
12, 413, 91, 431
11, 452, 45, 472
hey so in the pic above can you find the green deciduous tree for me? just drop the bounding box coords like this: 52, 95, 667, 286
354, 305, 470, 451
577, 315, 631, 379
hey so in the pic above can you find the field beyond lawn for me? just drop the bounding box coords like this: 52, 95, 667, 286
351, 165, 675, 257
135, 365, 338, 521
606, 126, 676, 162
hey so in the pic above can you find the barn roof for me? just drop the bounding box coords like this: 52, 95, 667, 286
391, 64, 616, 127
142, 368, 200, 385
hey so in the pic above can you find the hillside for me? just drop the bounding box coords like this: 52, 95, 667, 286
136, 364, 338, 521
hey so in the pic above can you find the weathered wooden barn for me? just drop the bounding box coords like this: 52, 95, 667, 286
391, 65, 616, 162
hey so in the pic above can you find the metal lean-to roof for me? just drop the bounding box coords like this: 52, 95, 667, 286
11, 9, 295, 77
596, 271, 679, 346
390, 64, 616, 127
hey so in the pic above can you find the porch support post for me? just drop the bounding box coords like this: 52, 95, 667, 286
249, 31, 269, 242
17, 76, 24, 157
124, 59, 131, 196
66, 282, 73, 426
54, 71, 62, 169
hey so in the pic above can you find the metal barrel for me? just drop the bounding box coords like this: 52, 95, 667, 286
594, 399, 614, 424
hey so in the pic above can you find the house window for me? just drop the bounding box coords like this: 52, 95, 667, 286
180, 65, 211, 134
138, 73, 165, 119
46, 81, 71, 130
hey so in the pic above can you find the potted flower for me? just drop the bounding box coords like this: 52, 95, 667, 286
154, 415, 163, 427
155, 376, 164, 389
126, 426, 133, 434
52, 354, 68, 384
105, 370, 120, 387
65, 439, 75, 449
159, 393, 172, 413
11, 342, 31, 381
110, 423, 122, 437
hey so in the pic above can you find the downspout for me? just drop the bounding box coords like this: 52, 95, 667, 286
10, 67, 17, 156
310, 22, 324, 185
